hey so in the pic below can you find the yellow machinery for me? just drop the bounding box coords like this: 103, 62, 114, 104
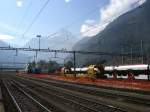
87, 65, 97, 78
60, 65, 104, 78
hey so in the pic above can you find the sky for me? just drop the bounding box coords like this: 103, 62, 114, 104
0, 0, 146, 46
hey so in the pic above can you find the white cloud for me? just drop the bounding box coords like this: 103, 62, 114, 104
16, 0, 23, 7
81, 0, 146, 37
65, 0, 71, 3
0, 22, 34, 46
0, 22, 23, 33
81, 20, 108, 37
0, 34, 15, 40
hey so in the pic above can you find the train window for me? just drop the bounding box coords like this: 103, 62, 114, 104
122, 74, 127, 76
134, 74, 139, 76
118, 74, 121, 76
109, 74, 112, 76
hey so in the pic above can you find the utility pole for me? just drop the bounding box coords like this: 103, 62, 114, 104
141, 40, 144, 64
37, 35, 41, 50
13, 55, 16, 68
33, 55, 36, 62
63, 58, 66, 67
130, 47, 133, 64
121, 47, 124, 65
73, 51, 76, 78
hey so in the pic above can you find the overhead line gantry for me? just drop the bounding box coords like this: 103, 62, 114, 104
0, 46, 143, 77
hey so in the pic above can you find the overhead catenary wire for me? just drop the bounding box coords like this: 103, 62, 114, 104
47, 0, 145, 38
23, 0, 144, 39
75, 0, 145, 37
19, 0, 145, 44
17, 0, 33, 29
0, 46, 143, 57
23, 0, 52, 36
47, 4, 101, 38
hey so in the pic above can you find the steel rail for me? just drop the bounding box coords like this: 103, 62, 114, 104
17, 76, 150, 107
14, 80, 100, 112
11, 82, 52, 112
13, 79, 126, 112
3, 80, 52, 112
2, 80, 22, 112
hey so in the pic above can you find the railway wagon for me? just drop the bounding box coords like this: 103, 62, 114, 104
105, 64, 150, 80
62, 65, 107, 78
61, 64, 150, 80
25, 63, 150, 80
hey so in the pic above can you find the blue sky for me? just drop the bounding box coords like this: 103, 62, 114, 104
0, 0, 146, 46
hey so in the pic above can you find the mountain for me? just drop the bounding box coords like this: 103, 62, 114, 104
73, 0, 150, 66
25, 29, 80, 49
24, 29, 81, 61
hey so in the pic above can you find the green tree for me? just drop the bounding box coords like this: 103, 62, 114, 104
64, 61, 73, 68
37, 60, 48, 69
48, 60, 60, 73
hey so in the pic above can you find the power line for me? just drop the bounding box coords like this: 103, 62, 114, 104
47, 5, 101, 38
22, 0, 144, 40
78, 0, 145, 36
47, 0, 145, 39
0, 46, 142, 57
0, 62, 27, 64
23, 0, 52, 36
17, 0, 33, 29
65, 6, 101, 29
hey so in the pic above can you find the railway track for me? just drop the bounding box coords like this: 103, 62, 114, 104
39, 78, 150, 103
1, 73, 150, 112
1, 79, 52, 112
13, 79, 125, 112
43, 78, 150, 95
0, 84, 5, 112
17, 76, 150, 105
13, 75, 150, 112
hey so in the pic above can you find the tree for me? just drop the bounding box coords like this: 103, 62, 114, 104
36, 60, 48, 69
31, 61, 36, 68
64, 61, 73, 68
48, 60, 60, 73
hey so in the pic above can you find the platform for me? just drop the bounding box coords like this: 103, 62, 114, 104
0, 86, 5, 112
